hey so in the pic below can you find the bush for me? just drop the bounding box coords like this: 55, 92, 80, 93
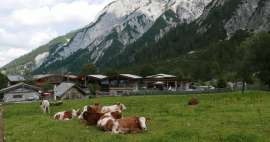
88, 83, 101, 95
217, 78, 227, 88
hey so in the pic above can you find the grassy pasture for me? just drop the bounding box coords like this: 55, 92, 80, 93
3, 91, 270, 142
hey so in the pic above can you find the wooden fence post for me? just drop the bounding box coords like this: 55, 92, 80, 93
0, 105, 4, 142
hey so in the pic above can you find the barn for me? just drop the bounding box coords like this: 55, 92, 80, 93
54, 82, 86, 100
0, 82, 41, 103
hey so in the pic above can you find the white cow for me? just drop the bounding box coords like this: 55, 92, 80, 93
100, 103, 127, 113
40, 100, 50, 113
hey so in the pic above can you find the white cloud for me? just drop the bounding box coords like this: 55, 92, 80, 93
8, 0, 112, 27
0, 0, 113, 67
0, 47, 29, 67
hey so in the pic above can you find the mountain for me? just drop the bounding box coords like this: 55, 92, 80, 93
3, 0, 270, 75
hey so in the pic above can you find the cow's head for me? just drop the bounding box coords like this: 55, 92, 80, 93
139, 117, 148, 131
116, 103, 127, 111
79, 106, 89, 120
72, 109, 81, 118
111, 111, 122, 119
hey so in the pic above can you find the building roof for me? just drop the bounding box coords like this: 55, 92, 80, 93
64, 75, 78, 79
120, 74, 142, 79
88, 75, 108, 80
7, 75, 25, 82
146, 74, 176, 79
33, 74, 55, 80
0, 82, 41, 94
54, 82, 85, 97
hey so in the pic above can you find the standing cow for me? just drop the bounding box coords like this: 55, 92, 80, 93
40, 100, 50, 113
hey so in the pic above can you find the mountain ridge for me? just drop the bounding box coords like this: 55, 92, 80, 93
3, 0, 270, 76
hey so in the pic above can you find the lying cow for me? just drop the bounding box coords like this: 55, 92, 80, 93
79, 105, 105, 125
54, 109, 81, 121
40, 100, 50, 113
78, 103, 102, 120
97, 111, 122, 131
100, 103, 127, 113
97, 111, 149, 134
112, 116, 150, 134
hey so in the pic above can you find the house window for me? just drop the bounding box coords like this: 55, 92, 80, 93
13, 95, 23, 98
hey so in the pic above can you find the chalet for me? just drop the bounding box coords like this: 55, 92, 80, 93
144, 74, 178, 90
87, 75, 109, 92
33, 74, 64, 87
54, 82, 86, 100
108, 74, 142, 96
0, 82, 41, 103
7, 75, 25, 86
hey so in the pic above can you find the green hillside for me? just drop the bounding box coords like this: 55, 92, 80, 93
2, 31, 77, 75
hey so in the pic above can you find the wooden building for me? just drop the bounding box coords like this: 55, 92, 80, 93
87, 75, 109, 92
144, 74, 178, 90
33, 74, 64, 87
108, 74, 142, 96
54, 82, 86, 100
0, 82, 41, 103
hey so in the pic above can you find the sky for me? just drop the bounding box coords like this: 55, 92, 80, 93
0, 0, 113, 67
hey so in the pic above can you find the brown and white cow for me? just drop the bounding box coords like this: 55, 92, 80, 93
100, 103, 127, 113
54, 109, 81, 121
97, 111, 122, 131
78, 103, 102, 120
81, 111, 104, 125
112, 116, 150, 134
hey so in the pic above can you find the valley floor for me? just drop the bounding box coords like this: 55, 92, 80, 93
3, 91, 270, 142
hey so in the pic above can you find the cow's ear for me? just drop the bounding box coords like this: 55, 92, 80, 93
146, 117, 151, 122
116, 102, 121, 105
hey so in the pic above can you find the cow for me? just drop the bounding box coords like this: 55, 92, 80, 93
97, 111, 122, 131
53, 109, 81, 121
100, 103, 127, 113
81, 110, 104, 125
40, 100, 50, 113
111, 116, 150, 134
78, 103, 102, 120
188, 97, 199, 106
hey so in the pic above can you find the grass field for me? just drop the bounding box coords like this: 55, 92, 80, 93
3, 91, 270, 142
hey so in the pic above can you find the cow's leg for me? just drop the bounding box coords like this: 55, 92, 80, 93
112, 122, 120, 134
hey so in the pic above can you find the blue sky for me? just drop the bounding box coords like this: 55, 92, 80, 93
0, 0, 113, 67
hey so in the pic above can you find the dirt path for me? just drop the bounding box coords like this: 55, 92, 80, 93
0, 106, 4, 142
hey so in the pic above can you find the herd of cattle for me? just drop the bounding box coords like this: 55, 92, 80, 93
40, 100, 150, 134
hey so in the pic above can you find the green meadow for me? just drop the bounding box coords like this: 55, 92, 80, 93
3, 91, 270, 142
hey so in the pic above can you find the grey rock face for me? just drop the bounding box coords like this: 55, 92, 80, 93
225, 0, 270, 37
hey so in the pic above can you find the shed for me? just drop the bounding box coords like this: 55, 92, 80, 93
0, 82, 41, 103
54, 82, 86, 100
